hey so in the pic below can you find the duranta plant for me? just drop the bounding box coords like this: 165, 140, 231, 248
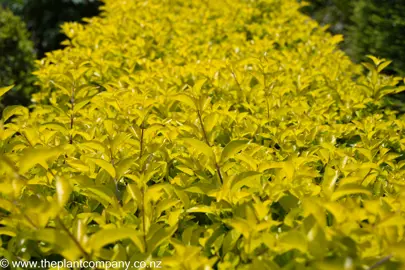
1, 0, 405, 269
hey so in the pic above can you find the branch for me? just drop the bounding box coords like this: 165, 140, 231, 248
197, 108, 224, 185
69, 90, 75, 144
56, 216, 91, 261
368, 255, 393, 270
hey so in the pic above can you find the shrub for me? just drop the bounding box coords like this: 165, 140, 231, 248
1, 0, 405, 269
0, 7, 36, 111
3, 0, 102, 58
300, 0, 352, 35
348, 0, 405, 76
303, 0, 405, 76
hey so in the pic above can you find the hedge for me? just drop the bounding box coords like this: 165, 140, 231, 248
1, 0, 405, 269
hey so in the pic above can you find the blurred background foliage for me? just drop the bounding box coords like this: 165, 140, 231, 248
302, 0, 405, 112
1, 0, 101, 57
0, 6, 36, 110
1, 0, 405, 110
0, 0, 101, 110
301, 0, 405, 76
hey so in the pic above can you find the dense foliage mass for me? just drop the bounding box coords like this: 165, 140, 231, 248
2, 0, 405, 269
0, 7, 36, 110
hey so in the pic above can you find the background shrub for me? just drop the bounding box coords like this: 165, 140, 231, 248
0, 0, 101, 111
300, 0, 352, 35
303, 0, 405, 76
348, 0, 405, 75
1, 0, 101, 58
0, 7, 36, 111
303, 0, 405, 113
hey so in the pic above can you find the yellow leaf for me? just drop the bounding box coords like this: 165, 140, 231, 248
19, 147, 63, 174
92, 158, 116, 178
183, 138, 213, 158
0, 85, 14, 97
331, 184, 371, 201
55, 177, 72, 206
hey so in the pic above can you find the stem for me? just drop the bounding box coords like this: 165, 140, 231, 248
138, 123, 148, 251
367, 255, 393, 270
22, 212, 38, 229
215, 163, 224, 185
142, 185, 148, 253
108, 137, 121, 203
197, 108, 224, 185
21, 132, 33, 147
69, 87, 75, 144
263, 71, 271, 121
139, 127, 145, 160
56, 216, 91, 260
230, 67, 244, 102
0, 155, 27, 181
197, 110, 210, 146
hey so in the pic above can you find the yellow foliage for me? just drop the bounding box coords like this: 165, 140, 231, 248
1, 0, 405, 269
